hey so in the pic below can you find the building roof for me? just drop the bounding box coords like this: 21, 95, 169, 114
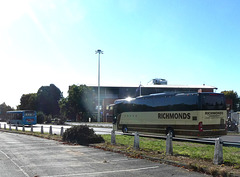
89, 84, 217, 90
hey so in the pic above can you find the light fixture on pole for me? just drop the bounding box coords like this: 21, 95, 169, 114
95, 49, 103, 122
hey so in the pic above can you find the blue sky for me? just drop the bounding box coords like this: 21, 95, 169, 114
1, 0, 240, 107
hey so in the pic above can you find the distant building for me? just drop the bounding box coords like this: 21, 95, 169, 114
89, 84, 217, 122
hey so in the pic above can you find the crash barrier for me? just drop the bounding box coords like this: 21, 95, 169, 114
117, 132, 225, 165
1, 123, 64, 136
49, 126, 52, 135
41, 126, 44, 134
60, 127, 64, 136
134, 132, 140, 149
213, 138, 223, 165
111, 130, 116, 145
166, 133, 173, 155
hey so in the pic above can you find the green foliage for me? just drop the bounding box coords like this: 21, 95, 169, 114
59, 97, 70, 119
62, 125, 104, 145
221, 90, 239, 111
45, 115, 52, 124
59, 85, 95, 121
18, 93, 37, 110
37, 111, 45, 124
18, 83, 95, 122
37, 84, 62, 116
18, 84, 62, 117
0, 102, 13, 120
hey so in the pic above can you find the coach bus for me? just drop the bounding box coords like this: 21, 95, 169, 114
112, 92, 227, 137
6, 110, 37, 126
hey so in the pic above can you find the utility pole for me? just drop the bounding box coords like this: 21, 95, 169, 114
95, 49, 103, 122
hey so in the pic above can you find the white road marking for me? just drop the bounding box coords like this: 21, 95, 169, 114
41, 165, 160, 177
0, 150, 30, 177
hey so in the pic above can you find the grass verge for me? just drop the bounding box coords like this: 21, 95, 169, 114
97, 135, 240, 176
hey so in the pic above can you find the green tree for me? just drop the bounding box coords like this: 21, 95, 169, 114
59, 97, 74, 120
60, 85, 95, 121
18, 93, 37, 110
221, 90, 239, 111
37, 84, 62, 116
0, 103, 13, 120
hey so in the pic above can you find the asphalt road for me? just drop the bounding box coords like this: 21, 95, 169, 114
0, 131, 210, 177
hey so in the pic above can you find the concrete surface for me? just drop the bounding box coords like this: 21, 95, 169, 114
0, 131, 210, 177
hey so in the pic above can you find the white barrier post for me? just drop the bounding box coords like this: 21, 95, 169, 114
60, 127, 64, 136
41, 126, 44, 134
213, 138, 223, 165
49, 126, 52, 135
22, 125, 25, 132
31, 125, 33, 132
111, 130, 116, 145
134, 132, 140, 149
9, 124, 12, 131
166, 132, 173, 155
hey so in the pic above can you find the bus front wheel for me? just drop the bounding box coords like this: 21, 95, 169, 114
122, 125, 128, 133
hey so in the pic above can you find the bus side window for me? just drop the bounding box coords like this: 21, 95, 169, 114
17, 113, 22, 120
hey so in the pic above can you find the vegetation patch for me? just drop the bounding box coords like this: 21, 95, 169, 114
62, 125, 104, 145
98, 134, 240, 176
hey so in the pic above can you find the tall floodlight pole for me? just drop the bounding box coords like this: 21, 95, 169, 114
95, 49, 103, 122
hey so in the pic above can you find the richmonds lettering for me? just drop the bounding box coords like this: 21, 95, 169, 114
205, 112, 224, 119
205, 112, 223, 115
158, 113, 191, 119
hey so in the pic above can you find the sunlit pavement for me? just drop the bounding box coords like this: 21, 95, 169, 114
0, 131, 210, 177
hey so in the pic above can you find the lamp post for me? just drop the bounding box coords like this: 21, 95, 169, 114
95, 49, 103, 122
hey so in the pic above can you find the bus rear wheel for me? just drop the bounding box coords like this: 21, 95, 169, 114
122, 125, 128, 133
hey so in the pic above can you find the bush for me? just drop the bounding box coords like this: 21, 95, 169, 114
37, 112, 45, 124
62, 125, 104, 145
45, 115, 52, 124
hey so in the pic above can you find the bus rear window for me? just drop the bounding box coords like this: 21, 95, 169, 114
201, 94, 226, 110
